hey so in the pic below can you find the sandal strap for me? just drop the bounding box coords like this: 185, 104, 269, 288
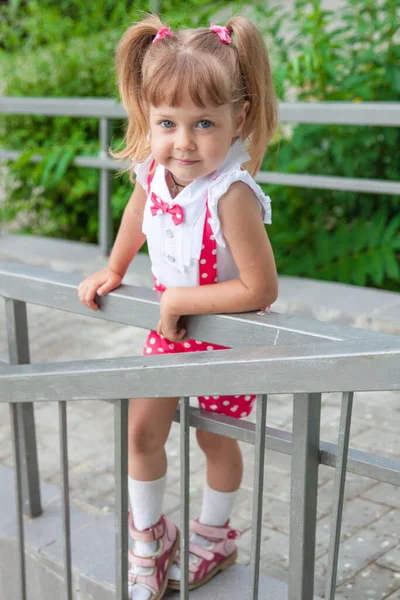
190, 519, 240, 541
128, 513, 165, 543
188, 542, 215, 562
129, 550, 156, 568
174, 541, 214, 567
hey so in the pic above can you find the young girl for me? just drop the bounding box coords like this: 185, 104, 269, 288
78, 14, 278, 600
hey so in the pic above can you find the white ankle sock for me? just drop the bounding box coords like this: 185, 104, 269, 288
199, 482, 238, 526
169, 482, 238, 582
128, 475, 166, 599
128, 474, 166, 531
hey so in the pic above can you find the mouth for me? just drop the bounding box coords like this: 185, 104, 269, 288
173, 158, 200, 166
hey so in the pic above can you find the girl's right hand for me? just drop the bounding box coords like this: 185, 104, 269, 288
78, 268, 123, 311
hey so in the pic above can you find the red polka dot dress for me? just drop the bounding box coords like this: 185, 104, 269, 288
143, 185, 257, 420
136, 140, 272, 419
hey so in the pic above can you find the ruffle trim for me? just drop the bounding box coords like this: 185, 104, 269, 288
133, 154, 154, 189
207, 168, 272, 247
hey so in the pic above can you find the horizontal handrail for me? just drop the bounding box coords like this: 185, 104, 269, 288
2, 260, 399, 599
1, 97, 400, 126
1, 338, 399, 402
183, 408, 400, 486
1, 150, 399, 196
0, 262, 388, 347
1, 98, 399, 210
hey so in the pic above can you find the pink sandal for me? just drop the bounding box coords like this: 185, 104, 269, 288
128, 513, 180, 600
168, 519, 240, 591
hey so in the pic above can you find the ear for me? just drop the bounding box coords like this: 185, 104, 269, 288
234, 101, 250, 135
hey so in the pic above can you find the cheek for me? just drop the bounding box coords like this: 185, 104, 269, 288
150, 133, 166, 154
206, 136, 231, 160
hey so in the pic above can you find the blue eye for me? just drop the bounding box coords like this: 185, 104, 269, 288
197, 120, 212, 129
160, 120, 174, 128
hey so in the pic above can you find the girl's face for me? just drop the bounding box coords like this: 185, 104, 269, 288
149, 92, 248, 186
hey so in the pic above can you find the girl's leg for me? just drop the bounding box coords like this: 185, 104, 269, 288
168, 430, 242, 585
196, 429, 243, 494
129, 396, 180, 482
196, 430, 242, 525
128, 396, 180, 600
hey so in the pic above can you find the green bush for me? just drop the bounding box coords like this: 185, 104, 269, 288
258, 0, 400, 289
0, 0, 253, 241
1, 0, 399, 289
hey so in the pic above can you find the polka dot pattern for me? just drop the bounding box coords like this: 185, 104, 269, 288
142, 196, 256, 419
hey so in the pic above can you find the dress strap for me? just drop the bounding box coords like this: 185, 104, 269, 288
198, 197, 218, 285
147, 160, 156, 194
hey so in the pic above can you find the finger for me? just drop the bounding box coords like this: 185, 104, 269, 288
85, 281, 103, 301
84, 291, 99, 310
84, 295, 99, 311
165, 328, 186, 342
175, 328, 186, 340
87, 300, 99, 311
78, 283, 88, 299
97, 279, 118, 296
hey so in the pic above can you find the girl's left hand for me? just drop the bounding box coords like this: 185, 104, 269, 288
158, 289, 186, 342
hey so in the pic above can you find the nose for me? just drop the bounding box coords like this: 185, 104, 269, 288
174, 127, 195, 151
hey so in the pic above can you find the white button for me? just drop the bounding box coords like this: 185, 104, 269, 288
166, 230, 174, 239
167, 255, 175, 263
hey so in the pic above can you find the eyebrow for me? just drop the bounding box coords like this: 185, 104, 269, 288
152, 110, 220, 120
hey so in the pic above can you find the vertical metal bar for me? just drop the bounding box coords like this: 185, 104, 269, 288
6, 298, 42, 518
99, 117, 112, 256
288, 393, 321, 600
59, 401, 73, 600
9, 403, 27, 600
115, 399, 130, 600
249, 395, 268, 600
325, 392, 354, 600
180, 397, 190, 600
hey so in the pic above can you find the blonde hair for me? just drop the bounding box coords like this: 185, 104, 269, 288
112, 14, 277, 177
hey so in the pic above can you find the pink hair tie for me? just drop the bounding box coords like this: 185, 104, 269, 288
152, 26, 173, 44
210, 23, 232, 45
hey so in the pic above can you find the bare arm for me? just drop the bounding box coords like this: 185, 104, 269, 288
78, 182, 147, 310
107, 182, 147, 277
159, 181, 278, 339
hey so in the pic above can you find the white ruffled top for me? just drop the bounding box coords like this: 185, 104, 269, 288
134, 139, 272, 288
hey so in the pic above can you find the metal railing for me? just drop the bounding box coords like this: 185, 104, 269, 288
1, 261, 399, 600
1, 97, 399, 254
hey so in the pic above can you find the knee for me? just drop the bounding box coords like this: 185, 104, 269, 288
129, 421, 165, 456
196, 429, 223, 456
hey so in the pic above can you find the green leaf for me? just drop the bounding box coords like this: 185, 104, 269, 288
51, 146, 77, 185
383, 248, 400, 280
382, 214, 400, 244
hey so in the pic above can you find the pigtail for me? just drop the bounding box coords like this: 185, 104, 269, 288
111, 14, 164, 179
226, 16, 278, 175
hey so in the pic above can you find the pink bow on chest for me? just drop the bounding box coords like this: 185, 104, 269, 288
150, 192, 184, 226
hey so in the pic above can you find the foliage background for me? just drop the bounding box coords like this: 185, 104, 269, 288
1, 0, 399, 289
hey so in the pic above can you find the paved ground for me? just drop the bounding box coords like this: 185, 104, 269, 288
0, 234, 399, 598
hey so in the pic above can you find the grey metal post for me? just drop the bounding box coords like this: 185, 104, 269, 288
5, 299, 42, 518
180, 397, 190, 600
99, 118, 112, 256
59, 401, 73, 600
288, 393, 321, 600
9, 403, 27, 600
249, 395, 268, 599
115, 399, 130, 600
325, 392, 354, 599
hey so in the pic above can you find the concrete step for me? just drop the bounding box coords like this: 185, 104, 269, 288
0, 465, 321, 600
1, 232, 399, 334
